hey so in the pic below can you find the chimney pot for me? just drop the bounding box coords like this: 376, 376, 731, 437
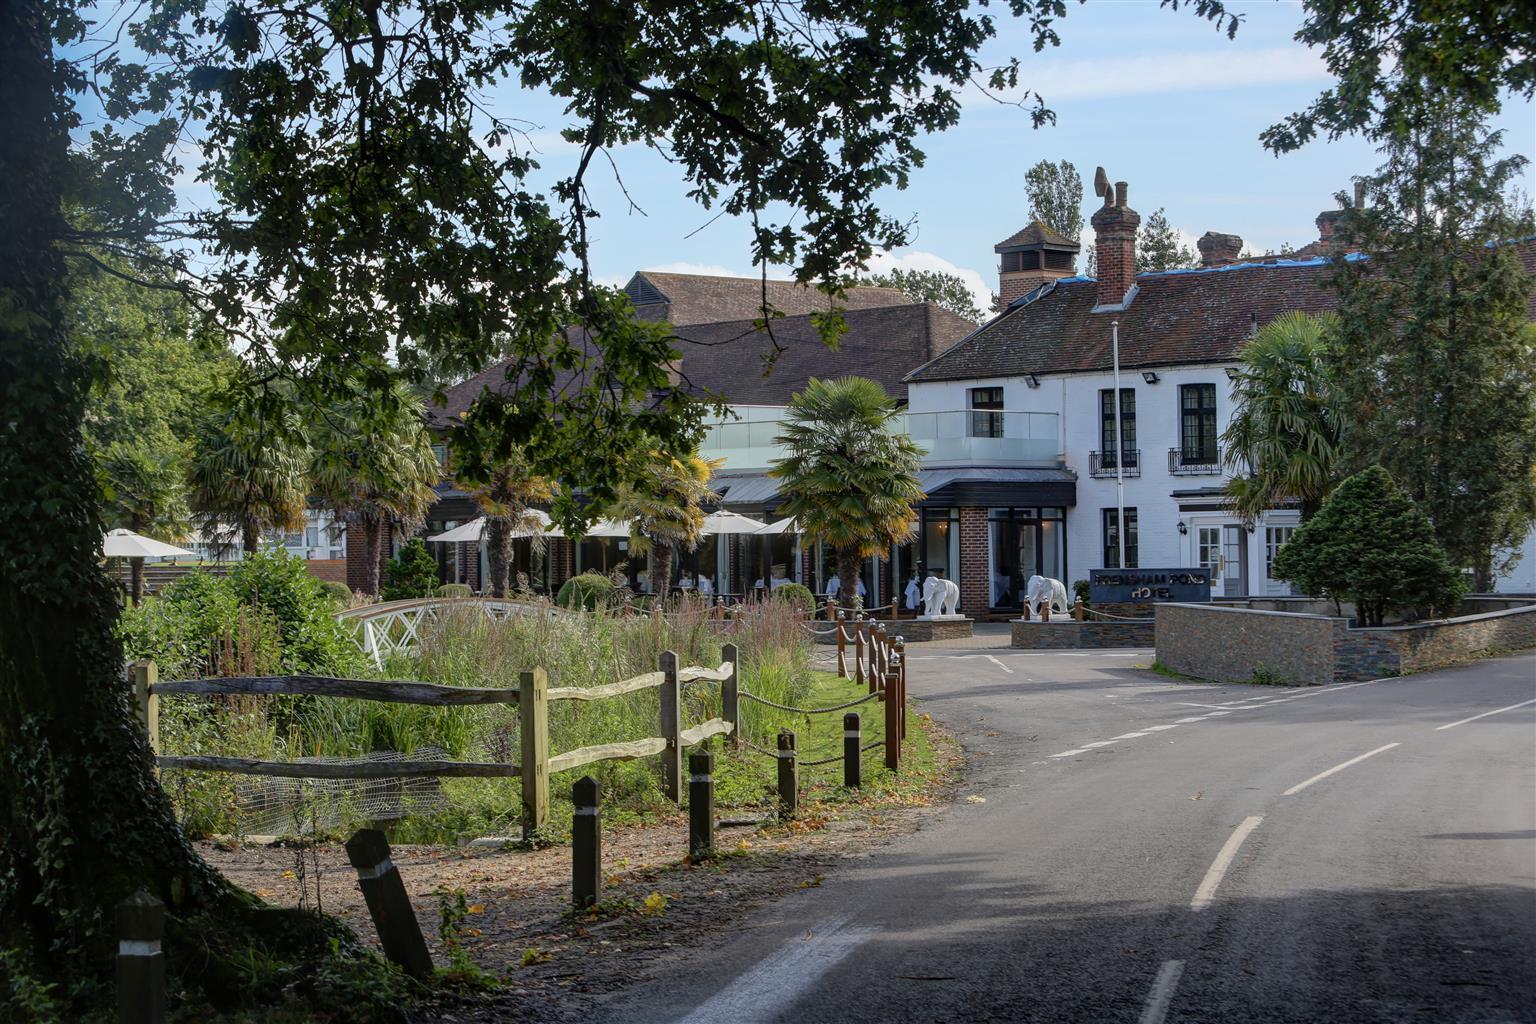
1115, 181, 1128, 207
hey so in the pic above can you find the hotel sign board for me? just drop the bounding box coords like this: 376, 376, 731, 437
1090, 568, 1211, 604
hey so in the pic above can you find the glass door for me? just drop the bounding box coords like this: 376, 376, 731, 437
1221, 525, 1247, 597
1197, 526, 1224, 596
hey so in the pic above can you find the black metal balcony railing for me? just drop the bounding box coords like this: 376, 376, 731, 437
1089, 449, 1140, 478
1169, 447, 1222, 476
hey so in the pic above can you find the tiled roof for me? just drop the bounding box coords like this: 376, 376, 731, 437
626, 271, 910, 326
908, 240, 1536, 383
431, 301, 974, 424
994, 221, 1078, 251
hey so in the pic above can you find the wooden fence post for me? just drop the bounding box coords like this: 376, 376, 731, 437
1041, 599, 1051, 622
854, 616, 867, 690
875, 625, 888, 689
688, 751, 714, 859
721, 642, 740, 749
1074, 597, 1085, 622
776, 728, 798, 818
894, 637, 907, 739
130, 661, 160, 757
1021, 601, 1031, 621
344, 829, 433, 979
572, 776, 601, 910
843, 712, 862, 789
519, 668, 549, 838
884, 656, 901, 773
835, 611, 847, 678
116, 890, 165, 1024
659, 650, 681, 804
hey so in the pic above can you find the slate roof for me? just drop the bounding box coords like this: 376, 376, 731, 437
432, 300, 975, 424
994, 221, 1078, 251
625, 271, 909, 326
907, 240, 1536, 384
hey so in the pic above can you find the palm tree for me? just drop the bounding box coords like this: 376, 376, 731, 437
770, 377, 926, 609
311, 381, 442, 596
100, 444, 191, 604
615, 447, 721, 601
187, 402, 310, 558
1222, 311, 1342, 522
460, 447, 556, 598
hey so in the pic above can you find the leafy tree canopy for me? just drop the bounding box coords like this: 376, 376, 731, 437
859, 267, 986, 323
1023, 158, 1084, 243
1137, 208, 1198, 272
1272, 465, 1466, 625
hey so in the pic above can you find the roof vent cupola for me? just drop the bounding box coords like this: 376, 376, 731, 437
994, 221, 1081, 310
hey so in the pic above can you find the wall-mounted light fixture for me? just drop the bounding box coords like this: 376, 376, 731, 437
1177, 521, 1188, 535
1141, 371, 1160, 385
1224, 366, 1242, 381
1025, 373, 1040, 388
1246, 522, 1257, 534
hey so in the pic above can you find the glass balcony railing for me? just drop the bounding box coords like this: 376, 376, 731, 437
699, 409, 1062, 470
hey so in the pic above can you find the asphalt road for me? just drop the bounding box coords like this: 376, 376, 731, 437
591, 647, 1536, 1024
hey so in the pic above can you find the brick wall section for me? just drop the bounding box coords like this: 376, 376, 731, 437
1158, 602, 1536, 685
958, 506, 989, 617
304, 559, 348, 585
1156, 604, 1338, 685
1013, 620, 1153, 649
549, 538, 573, 590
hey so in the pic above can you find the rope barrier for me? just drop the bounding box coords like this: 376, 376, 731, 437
1082, 607, 1155, 622
800, 739, 888, 768
799, 623, 840, 636
739, 688, 884, 714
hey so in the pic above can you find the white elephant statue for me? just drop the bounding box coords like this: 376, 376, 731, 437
1025, 575, 1070, 618
921, 574, 961, 617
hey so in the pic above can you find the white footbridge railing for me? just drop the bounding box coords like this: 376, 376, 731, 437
336, 597, 556, 669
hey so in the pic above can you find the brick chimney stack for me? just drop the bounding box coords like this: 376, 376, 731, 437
1316, 182, 1366, 250
1089, 166, 1140, 309
1196, 232, 1244, 267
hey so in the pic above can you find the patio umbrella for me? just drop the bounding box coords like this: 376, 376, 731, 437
427, 518, 487, 543
102, 529, 195, 607
701, 509, 769, 535
755, 516, 800, 535
102, 528, 196, 559
583, 518, 633, 538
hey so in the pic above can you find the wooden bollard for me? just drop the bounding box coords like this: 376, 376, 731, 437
825, 597, 836, 621
843, 712, 862, 789
344, 829, 433, 979
1021, 602, 1031, 621
572, 776, 601, 909
519, 668, 549, 838
835, 611, 847, 678
893, 637, 907, 739
884, 658, 901, 772
876, 624, 889, 688
658, 650, 682, 804
688, 751, 715, 859
1074, 597, 1085, 622
776, 729, 798, 818
721, 641, 740, 749
117, 890, 165, 1024
1041, 600, 1051, 622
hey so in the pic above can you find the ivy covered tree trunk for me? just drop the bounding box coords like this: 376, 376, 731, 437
241, 514, 262, 560
486, 516, 512, 597
0, 4, 345, 1007
361, 514, 386, 597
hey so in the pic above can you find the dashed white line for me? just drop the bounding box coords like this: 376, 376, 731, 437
1138, 960, 1186, 1024
1145, 724, 1180, 732
1435, 698, 1536, 731
1203, 710, 1232, 717
1049, 748, 1091, 758
1082, 740, 1119, 748
1282, 743, 1401, 796
984, 655, 1014, 675
1191, 815, 1263, 911
1175, 716, 1208, 723
1113, 731, 1152, 740
674, 915, 876, 1024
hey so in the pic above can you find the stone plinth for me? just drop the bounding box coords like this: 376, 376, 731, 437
873, 617, 973, 642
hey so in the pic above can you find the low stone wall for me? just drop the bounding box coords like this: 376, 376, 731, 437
1156, 604, 1338, 685
1013, 619, 1154, 649
872, 617, 973, 643
1157, 602, 1536, 684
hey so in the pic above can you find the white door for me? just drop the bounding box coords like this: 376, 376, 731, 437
1197, 526, 1225, 597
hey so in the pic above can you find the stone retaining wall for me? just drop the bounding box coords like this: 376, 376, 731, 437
1157, 602, 1536, 685
1012, 619, 1154, 649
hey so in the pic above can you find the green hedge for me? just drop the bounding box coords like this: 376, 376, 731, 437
555, 571, 615, 611
772, 582, 815, 612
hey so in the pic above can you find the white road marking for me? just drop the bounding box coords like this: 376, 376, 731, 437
1113, 731, 1152, 740
1282, 743, 1401, 796
1145, 724, 1179, 732
1082, 740, 1118, 748
1175, 716, 1208, 723
1435, 698, 1536, 731
1138, 959, 1186, 1024
1176, 702, 1235, 709
985, 655, 1014, 675
1202, 710, 1232, 716
674, 915, 876, 1024
1050, 748, 1092, 758
1191, 815, 1264, 911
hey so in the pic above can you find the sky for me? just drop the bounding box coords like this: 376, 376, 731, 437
480, 1, 1536, 314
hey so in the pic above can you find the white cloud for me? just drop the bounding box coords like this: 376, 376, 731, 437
965, 46, 1326, 107
864, 249, 994, 317
641, 261, 761, 279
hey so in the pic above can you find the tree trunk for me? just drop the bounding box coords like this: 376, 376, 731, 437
486, 516, 512, 598
130, 557, 145, 606
0, 5, 346, 1003
651, 540, 674, 603
362, 516, 385, 596
242, 515, 261, 559
835, 546, 862, 611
